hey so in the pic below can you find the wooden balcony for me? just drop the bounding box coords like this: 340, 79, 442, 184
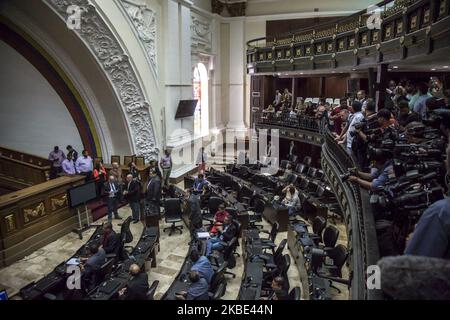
247, 0, 450, 74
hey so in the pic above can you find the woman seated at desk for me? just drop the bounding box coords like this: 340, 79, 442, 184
210, 204, 230, 234
282, 184, 301, 217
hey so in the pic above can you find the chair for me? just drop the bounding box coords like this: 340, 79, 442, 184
280, 160, 290, 170
295, 163, 307, 174
304, 98, 313, 103
303, 156, 312, 166
211, 282, 226, 300
288, 154, 298, 163
261, 222, 279, 254
109, 217, 133, 261
289, 287, 301, 300
263, 254, 291, 291
333, 98, 340, 106
312, 98, 320, 104
203, 197, 224, 226
135, 156, 145, 167
91, 258, 115, 288
309, 216, 327, 245
163, 198, 183, 236
326, 98, 334, 105
307, 167, 317, 178
210, 238, 238, 278
259, 238, 287, 271
209, 262, 227, 300
94, 157, 103, 165
124, 156, 134, 166
111, 155, 121, 165
247, 197, 265, 229
147, 280, 159, 300
318, 244, 349, 293
321, 225, 340, 249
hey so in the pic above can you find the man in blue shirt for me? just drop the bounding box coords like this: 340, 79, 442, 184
405, 143, 450, 259
193, 173, 208, 193
348, 159, 394, 191
413, 82, 431, 120
175, 271, 209, 300
190, 249, 214, 284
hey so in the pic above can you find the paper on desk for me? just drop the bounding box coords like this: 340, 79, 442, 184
66, 258, 80, 265
197, 232, 210, 239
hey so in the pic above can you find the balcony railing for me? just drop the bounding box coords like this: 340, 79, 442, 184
247, 0, 450, 73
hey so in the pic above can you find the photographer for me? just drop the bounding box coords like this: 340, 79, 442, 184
345, 101, 364, 157
404, 143, 450, 259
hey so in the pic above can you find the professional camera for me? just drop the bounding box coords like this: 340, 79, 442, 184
340, 167, 358, 182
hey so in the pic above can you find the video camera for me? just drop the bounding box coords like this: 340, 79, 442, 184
340, 167, 358, 182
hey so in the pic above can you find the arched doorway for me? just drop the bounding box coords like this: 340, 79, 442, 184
193, 63, 209, 137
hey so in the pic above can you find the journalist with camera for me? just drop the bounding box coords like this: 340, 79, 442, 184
339, 95, 449, 256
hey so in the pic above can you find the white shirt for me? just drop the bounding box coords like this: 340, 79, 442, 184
346, 111, 365, 150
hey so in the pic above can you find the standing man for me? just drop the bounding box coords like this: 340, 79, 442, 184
273, 90, 282, 107
287, 141, 297, 161
66, 145, 78, 162
124, 174, 141, 224
183, 189, 203, 236
61, 154, 76, 175
104, 175, 121, 221
160, 149, 173, 188
110, 162, 122, 184
75, 150, 93, 180
346, 101, 364, 156
196, 147, 207, 173
146, 169, 161, 216
48, 146, 66, 179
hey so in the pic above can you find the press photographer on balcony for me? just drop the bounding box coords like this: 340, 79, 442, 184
404, 142, 450, 259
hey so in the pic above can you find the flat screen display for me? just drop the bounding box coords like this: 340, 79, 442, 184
175, 100, 198, 119
68, 182, 97, 208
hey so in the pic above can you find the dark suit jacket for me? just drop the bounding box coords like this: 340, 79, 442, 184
187, 194, 202, 229
220, 222, 237, 242
146, 176, 161, 204
104, 181, 120, 198
123, 273, 149, 300
103, 231, 120, 255
125, 180, 141, 203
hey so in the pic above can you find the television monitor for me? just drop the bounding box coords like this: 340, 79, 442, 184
68, 182, 97, 208
175, 100, 198, 119
0, 290, 8, 300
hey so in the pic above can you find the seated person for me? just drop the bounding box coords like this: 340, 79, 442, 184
260, 276, 290, 300
175, 271, 209, 300
205, 216, 237, 256
101, 223, 120, 255
282, 185, 301, 216
118, 264, 149, 300
80, 243, 106, 290
193, 174, 208, 193
210, 204, 230, 234
190, 249, 214, 284
200, 184, 212, 208
280, 164, 293, 183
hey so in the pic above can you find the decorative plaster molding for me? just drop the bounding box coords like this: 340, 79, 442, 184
44, 0, 158, 160
191, 13, 212, 53
117, 0, 158, 79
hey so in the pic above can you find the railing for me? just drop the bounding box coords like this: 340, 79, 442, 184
321, 131, 382, 300
247, 0, 450, 73
254, 112, 323, 132
0, 146, 51, 188
0, 175, 86, 267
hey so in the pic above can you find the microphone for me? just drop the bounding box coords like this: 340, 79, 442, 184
378, 255, 450, 300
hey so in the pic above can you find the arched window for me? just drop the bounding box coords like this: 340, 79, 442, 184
193, 63, 209, 136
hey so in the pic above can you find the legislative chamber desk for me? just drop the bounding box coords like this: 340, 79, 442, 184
88, 226, 158, 300
287, 222, 331, 300
238, 229, 264, 300
0, 175, 86, 267
162, 238, 207, 300
20, 225, 104, 300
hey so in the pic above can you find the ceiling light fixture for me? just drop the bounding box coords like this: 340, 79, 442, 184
431, 68, 436, 71
393, 66, 399, 69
